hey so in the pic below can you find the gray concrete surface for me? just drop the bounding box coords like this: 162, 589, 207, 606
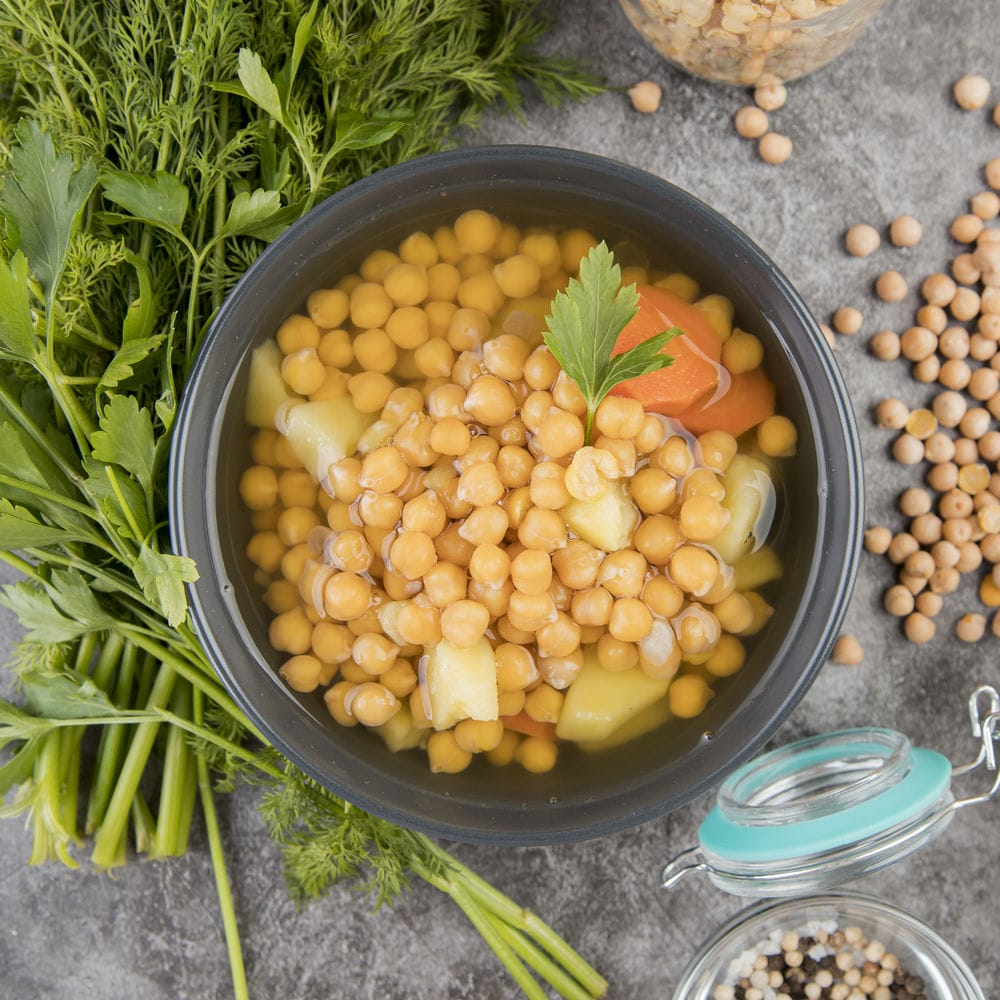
3, 0, 1000, 996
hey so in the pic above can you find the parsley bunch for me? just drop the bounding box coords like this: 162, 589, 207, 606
0, 3, 606, 998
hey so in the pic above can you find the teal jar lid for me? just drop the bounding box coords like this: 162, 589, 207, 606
698, 733, 952, 866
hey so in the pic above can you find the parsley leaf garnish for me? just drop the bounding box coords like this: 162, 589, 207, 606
543, 242, 680, 441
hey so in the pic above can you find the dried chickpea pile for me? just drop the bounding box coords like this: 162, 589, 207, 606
239, 210, 788, 775
620, 0, 884, 88
837, 76, 1000, 648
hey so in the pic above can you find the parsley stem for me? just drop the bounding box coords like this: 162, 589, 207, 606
152, 680, 193, 857
194, 688, 250, 1000
423, 844, 608, 998
490, 916, 596, 1000
0, 473, 102, 521
91, 664, 176, 869
441, 874, 548, 1000
113, 625, 251, 733
85, 634, 130, 832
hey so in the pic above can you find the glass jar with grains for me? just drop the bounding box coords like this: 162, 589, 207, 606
617, 0, 894, 86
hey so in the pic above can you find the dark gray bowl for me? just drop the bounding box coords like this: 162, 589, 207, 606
169, 146, 862, 845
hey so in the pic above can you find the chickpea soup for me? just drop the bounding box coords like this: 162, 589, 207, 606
238, 210, 795, 776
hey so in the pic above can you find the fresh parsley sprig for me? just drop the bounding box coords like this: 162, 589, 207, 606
543, 242, 680, 441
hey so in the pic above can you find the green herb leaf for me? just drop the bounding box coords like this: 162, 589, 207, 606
21, 670, 117, 720
102, 171, 189, 232
289, 1, 320, 93
0, 252, 36, 362
97, 335, 166, 393
221, 189, 284, 238
121, 251, 158, 343
0, 499, 85, 549
0, 733, 43, 795
595, 330, 678, 396
82, 458, 151, 541
134, 544, 199, 627
543, 242, 678, 440
0, 701, 52, 747
0, 580, 102, 643
237, 48, 285, 124
330, 117, 408, 155
0, 121, 98, 304
90, 395, 155, 495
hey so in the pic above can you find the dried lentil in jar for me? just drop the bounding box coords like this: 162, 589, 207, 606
239, 210, 796, 775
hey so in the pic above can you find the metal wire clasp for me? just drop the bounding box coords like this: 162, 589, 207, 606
952, 685, 1000, 778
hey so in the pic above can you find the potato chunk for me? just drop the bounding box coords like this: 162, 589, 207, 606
561, 480, 639, 552
245, 341, 302, 428
282, 398, 374, 484
711, 455, 775, 565
555, 646, 670, 743
424, 637, 499, 731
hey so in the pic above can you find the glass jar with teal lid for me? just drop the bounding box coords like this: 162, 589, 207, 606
662, 685, 1000, 997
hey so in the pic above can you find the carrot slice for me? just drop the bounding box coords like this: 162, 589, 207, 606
501, 711, 557, 740
610, 285, 724, 417
675, 367, 777, 437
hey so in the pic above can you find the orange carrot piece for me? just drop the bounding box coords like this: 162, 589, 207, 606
501, 711, 558, 740
675, 367, 777, 437
610, 285, 724, 417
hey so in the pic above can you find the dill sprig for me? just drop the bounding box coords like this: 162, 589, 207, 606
0, 2, 607, 998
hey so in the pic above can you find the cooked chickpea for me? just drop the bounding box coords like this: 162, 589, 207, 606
679, 495, 730, 542
453, 209, 501, 254
389, 531, 438, 580
463, 375, 516, 426
269, 606, 313, 655
240, 466, 278, 511
667, 545, 718, 597
279, 654, 322, 692
669, 675, 713, 718
396, 597, 442, 646
630, 467, 678, 516
514, 736, 558, 774
427, 730, 472, 773
506, 590, 557, 632
508, 548, 552, 596
537, 410, 585, 459
517, 507, 567, 552
757, 415, 797, 457
607, 597, 653, 642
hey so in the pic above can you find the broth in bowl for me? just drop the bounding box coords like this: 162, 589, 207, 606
237, 210, 793, 776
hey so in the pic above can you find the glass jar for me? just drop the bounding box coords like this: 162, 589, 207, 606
617, 0, 894, 86
673, 893, 985, 999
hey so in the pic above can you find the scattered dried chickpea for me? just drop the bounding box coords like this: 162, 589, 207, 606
831, 634, 863, 665
833, 306, 863, 335
758, 132, 792, 165
628, 80, 662, 113
875, 270, 908, 303
734, 106, 768, 139
953, 74, 991, 111
889, 214, 923, 248
845, 224, 880, 258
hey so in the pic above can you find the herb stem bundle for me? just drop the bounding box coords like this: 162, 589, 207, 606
0, 2, 607, 998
